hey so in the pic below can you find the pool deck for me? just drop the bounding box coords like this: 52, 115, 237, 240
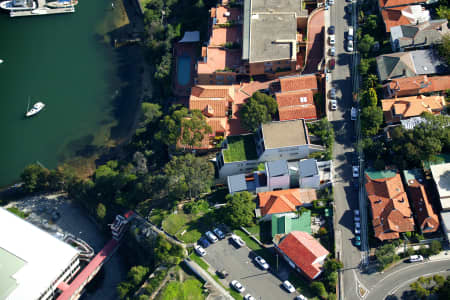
173, 42, 199, 97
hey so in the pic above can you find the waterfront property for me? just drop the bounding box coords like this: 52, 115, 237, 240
0, 208, 80, 300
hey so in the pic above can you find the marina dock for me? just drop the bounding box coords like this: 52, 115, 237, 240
3, 0, 76, 17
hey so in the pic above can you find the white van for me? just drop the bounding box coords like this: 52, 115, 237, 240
348, 26, 354, 41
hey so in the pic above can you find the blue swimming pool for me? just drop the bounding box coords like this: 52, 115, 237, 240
177, 56, 191, 86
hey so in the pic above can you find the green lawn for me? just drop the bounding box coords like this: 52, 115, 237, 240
158, 279, 206, 300
7, 207, 29, 219
149, 209, 168, 227
223, 134, 258, 162
162, 213, 190, 236
233, 229, 262, 251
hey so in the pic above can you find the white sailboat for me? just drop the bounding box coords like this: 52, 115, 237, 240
0, 59, 3, 64
26, 101, 45, 117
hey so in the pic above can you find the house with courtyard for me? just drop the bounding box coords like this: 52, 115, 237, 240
241, 0, 309, 77
273, 231, 329, 280
390, 19, 449, 52
256, 188, 317, 221
403, 169, 440, 233
365, 170, 415, 241
383, 75, 450, 98
216, 119, 324, 178
271, 212, 312, 238
275, 74, 320, 121
381, 94, 445, 124
376, 49, 447, 82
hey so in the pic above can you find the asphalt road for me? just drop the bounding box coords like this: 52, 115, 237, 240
326, 1, 364, 300
202, 237, 296, 300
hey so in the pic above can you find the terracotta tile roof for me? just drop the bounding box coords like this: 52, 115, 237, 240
365, 173, 415, 241
197, 47, 241, 74
210, 26, 242, 46
407, 179, 440, 233
382, 94, 445, 123
258, 189, 317, 216
191, 85, 234, 100
276, 89, 318, 121
279, 74, 318, 92
212, 6, 241, 24
379, 0, 425, 9
277, 231, 329, 280
190, 85, 235, 118
386, 75, 450, 97
381, 5, 429, 32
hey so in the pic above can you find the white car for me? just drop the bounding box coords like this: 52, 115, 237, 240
244, 294, 256, 300
330, 99, 337, 111
329, 46, 336, 56
194, 245, 206, 256
231, 234, 245, 247
254, 256, 269, 270
352, 165, 359, 178
354, 227, 360, 234
283, 280, 296, 293
205, 231, 218, 243
347, 40, 354, 52
231, 280, 245, 293
296, 295, 308, 300
328, 0, 335, 5
410, 255, 424, 262
329, 35, 335, 45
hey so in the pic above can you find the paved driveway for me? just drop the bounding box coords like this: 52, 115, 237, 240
202, 237, 297, 300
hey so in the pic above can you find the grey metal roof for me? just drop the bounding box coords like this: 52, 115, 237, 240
298, 159, 319, 178
411, 49, 446, 75
266, 160, 288, 177
227, 174, 247, 194
441, 211, 450, 233
242, 0, 251, 60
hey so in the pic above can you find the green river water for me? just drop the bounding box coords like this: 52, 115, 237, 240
0, 0, 142, 187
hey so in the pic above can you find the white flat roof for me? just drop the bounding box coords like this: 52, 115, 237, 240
0, 208, 79, 300
430, 163, 450, 210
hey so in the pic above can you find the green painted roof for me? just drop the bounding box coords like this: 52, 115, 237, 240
271, 211, 311, 238
0, 248, 26, 300
365, 169, 397, 180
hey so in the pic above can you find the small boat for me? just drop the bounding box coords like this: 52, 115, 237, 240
0, 0, 36, 11
0, 59, 3, 64
26, 102, 45, 117
45, 0, 77, 8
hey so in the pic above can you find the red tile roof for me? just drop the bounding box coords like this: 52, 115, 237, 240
382, 94, 445, 123
258, 189, 317, 216
365, 173, 415, 241
379, 0, 425, 9
277, 231, 329, 280
276, 90, 318, 121
407, 179, 440, 233
381, 5, 429, 32
386, 75, 450, 98
279, 75, 318, 92
211, 6, 241, 24
197, 47, 241, 74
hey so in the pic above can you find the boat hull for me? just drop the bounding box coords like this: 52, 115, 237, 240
26, 102, 45, 117
0, 0, 36, 10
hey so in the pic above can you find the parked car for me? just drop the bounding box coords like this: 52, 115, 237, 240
324, 3, 329, 10
194, 245, 206, 256
354, 215, 361, 222
198, 237, 210, 248
244, 294, 256, 300
231, 280, 245, 293
254, 256, 269, 270
283, 280, 296, 293
328, 25, 335, 35
213, 228, 225, 239
230, 234, 245, 247
329, 35, 335, 45
329, 88, 336, 99
355, 222, 361, 228
352, 165, 359, 178
330, 99, 337, 111
354, 235, 361, 246
217, 269, 229, 278
346, 4, 352, 15
354, 227, 360, 234
296, 295, 308, 300
347, 40, 354, 52
351, 107, 358, 120
329, 58, 336, 70
205, 231, 218, 243
329, 46, 336, 56
328, 0, 334, 5
354, 209, 360, 217
410, 255, 424, 262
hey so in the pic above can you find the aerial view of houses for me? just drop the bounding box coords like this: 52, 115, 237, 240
2, 0, 450, 299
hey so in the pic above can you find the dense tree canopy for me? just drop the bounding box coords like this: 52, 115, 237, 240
225, 191, 256, 227
240, 92, 277, 131
154, 235, 185, 266
163, 153, 214, 201
21, 164, 72, 193
358, 34, 376, 55
180, 110, 212, 149
360, 106, 383, 137
438, 33, 450, 66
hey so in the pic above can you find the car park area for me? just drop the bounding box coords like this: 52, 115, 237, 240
200, 236, 298, 299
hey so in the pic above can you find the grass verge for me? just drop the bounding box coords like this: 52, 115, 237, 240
189, 253, 209, 271
7, 207, 29, 219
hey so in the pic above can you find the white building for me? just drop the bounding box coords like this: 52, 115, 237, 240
298, 159, 320, 189
430, 163, 450, 211
216, 119, 324, 179
0, 208, 80, 300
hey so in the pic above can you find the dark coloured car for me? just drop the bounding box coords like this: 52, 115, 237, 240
217, 269, 229, 278
329, 88, 336, 99
328, 25, 335, 35
198, 236, 210, 248
329, 59, 336, 70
